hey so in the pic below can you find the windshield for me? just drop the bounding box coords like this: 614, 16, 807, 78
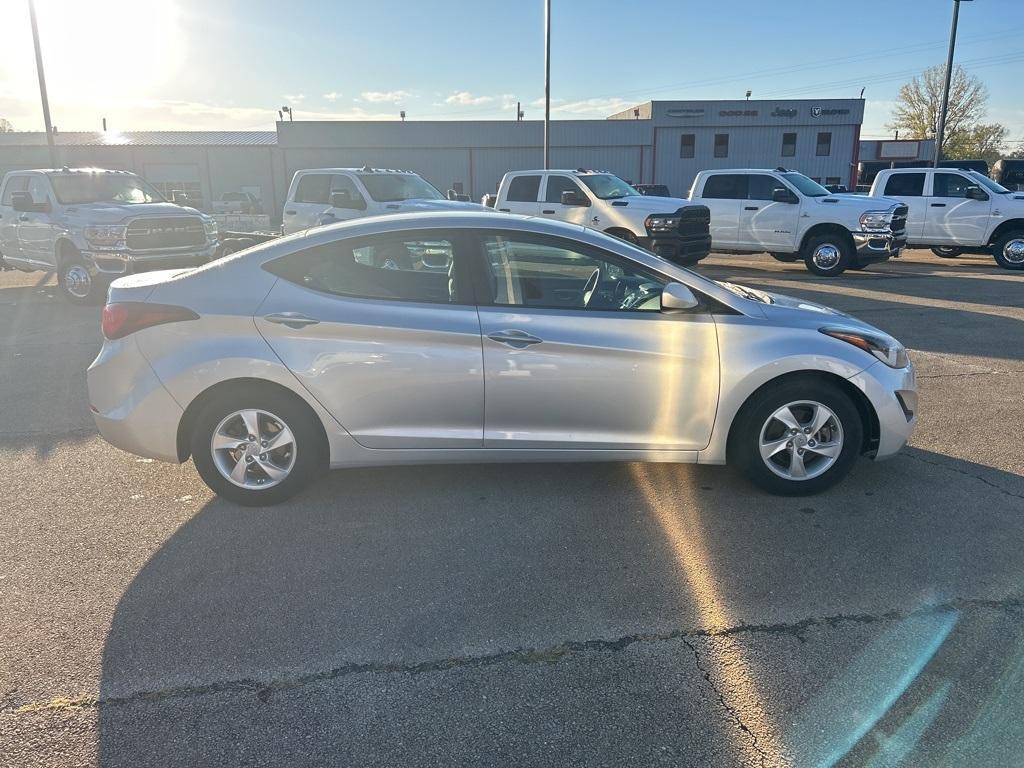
579, 174, 640, 200
358, 173, 444, 202
969, 171, 1010, 194
48, 173, 165, 205
782, 172, 830, 197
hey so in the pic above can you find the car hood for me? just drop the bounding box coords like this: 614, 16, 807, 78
62, 202, 203, 223
812, 194, 903, 212
752, 288, 884, 334
598, 195, 694, 214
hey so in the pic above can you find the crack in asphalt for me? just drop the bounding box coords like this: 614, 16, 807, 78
916, 369, 1024, 380
904, 452, 1024, 501
4, 594, 1023, 717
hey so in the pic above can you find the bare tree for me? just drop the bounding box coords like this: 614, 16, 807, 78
0, 118, 13, 132
888, 64, 1006, 161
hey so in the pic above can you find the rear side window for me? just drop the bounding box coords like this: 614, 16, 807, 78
506, 175, 541, 202
293, 174, 332, 204
1, 175, 29, 205
701, 174, 748, 199
883, 173, 925, 197
265, 233, 460, 304
545, 175, 583, 204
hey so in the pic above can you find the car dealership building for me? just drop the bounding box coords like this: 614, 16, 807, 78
0, 98, 932, 224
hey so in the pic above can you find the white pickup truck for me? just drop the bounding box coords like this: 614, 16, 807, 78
869, 167, 1024, 270
491, 169, 711, 266
688, 168, 908, 276
282, 167, 485, 234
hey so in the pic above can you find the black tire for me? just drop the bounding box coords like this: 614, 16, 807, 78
190, 387, 327, 506
847, 262, 868, 271
728, 378, 863, 496
802, 233, 851, 277
769, 252, 798, 263
992, 230, 1024, 271
58, 252, 106, 305
931, 246, 962, 259
607, 228, 638, 244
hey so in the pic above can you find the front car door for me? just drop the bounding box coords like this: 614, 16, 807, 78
540, 174, 592, 227
17, 174, 56, 267
256, 229, 484, 448
740, 174, 801, 251
0, 174, 30, 265
880, 172, 927, 240
471, 230, 720, 450
697, 173, 747, 248
925, 172, 993, 246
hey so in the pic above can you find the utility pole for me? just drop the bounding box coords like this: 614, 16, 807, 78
935, 0, 971, 166
543, 0, 551, 169
27, 0, 57, 167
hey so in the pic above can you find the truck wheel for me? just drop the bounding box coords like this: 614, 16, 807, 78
769, 252, 798, 263
992, 231, 1024, 271
606, 228, 638, 244
932, 246, 962, 259
58, 253, 105, 305
802, 234, 850, 277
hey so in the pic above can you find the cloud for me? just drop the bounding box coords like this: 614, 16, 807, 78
501, 93, 518, 110
445, 91, 494, 106
550, 97, 635, 116
283, 94, 305, 105
360, 90, 410, 103
322, 92, 342, 102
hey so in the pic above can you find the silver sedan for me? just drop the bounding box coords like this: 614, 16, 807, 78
87, 212, 917, 506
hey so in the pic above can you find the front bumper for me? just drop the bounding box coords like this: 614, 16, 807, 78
852, 231, 906, 264
640, 233, 712, 265
849, 359, 917, 460
86, 242, 219, 276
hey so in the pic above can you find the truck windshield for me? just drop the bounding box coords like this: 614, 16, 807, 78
968, 171, 1011, 195
781, 173, 830, 197
49, 174, 165, 205
359, 174, 444, 202
579, 174, 639, 200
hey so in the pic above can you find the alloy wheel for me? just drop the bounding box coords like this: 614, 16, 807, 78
211, 409, 297, 489
1003, 237, 1024, 265
758, 400, 844, 481
811, 243, 841, 271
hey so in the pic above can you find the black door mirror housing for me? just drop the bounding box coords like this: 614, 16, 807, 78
330, 190, 366, 210
771, 187, 798, 204
560, 190, 589, 207
10, 191, 49, 213
965, 185, 989, 201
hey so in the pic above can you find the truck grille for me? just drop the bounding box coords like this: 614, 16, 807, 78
126, 217, 205, 251
890, 205, 908, 234
678, 205, 711, 237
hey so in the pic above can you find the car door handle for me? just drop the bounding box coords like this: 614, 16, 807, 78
264, 312, 320, 329
744, 206, 759, 211
487, 330, 543, 348
930, 203, 947, 207
498, 208, 511, 212
284, 209, 296, 215
542, 209, 556, 214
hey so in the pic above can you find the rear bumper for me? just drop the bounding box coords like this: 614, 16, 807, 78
639, 234, 712, 265
852, 231, 906, 264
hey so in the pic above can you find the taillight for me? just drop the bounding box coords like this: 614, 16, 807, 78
101, 302, 199, 340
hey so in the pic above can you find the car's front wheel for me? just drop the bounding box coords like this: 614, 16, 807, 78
802, 234, 850, 277
729, 380, 863, 495
190, 389, 327, 506
58, 253, 105, 305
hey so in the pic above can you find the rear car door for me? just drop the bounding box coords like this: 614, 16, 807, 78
498, 174, 542, 216
256, 230, 484, 448
471, 230, 719, 450
697, 174, 747, 248
540, 174, 591, 226
0, 175, 30, 264
880, 172, 927, 240
925, 172, 993, 245
740, 174, 800, 251
282, 173, 333, 233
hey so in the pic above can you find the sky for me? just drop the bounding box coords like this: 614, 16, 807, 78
0, 0, 1022, 145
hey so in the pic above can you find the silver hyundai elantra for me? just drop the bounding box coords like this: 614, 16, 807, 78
87, 211, 917, 506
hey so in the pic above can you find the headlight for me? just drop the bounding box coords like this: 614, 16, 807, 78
859, 210, 892, 232
645, 213, 681, 234
203, 219, 218, 238
83, 225, 128, 246
820, 326, 910, 368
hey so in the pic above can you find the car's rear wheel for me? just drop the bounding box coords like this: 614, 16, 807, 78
729, 380, 863, 495
802, 234, 850, 277
190, 389, 327, 506
992, 230, 1024, 271
932, 246, 962, 259
769, 252, 798, 263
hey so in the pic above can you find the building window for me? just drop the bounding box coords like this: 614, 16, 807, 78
816, 132, 832, 157
781, 132, 797, 157
679, 134, 695, 159
714, 133, 729, 159
825, 177, 841, 187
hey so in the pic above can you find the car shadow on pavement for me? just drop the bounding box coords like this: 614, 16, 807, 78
96, 448, 1024, 766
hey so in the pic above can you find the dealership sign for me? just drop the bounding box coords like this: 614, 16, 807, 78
666, 108, 705, 118
811, 107, 851, 117
771, 107, 798, 118
719, 109, 759, 117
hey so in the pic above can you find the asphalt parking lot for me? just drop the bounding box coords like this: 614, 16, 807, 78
1, 250, 1023, 767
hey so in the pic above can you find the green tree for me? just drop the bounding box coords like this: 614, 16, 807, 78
888, 64, 1007, 162
0, 118, 13, 132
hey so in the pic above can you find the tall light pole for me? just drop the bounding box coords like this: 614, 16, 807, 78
543, 0, 551, 169
27, 0, 57, 167
934, 0, 971, 166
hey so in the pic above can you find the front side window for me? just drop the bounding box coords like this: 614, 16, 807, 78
884, 173, 925, 197
264, 232, 460, 304
680, 134, 695, 159
27, 176, 51, 204
294, 174, 332, 204
748, 174, 786, 201
577, 174, 638, 200
49, 173, 164, 204
782, 132, 797, 157
545, 175, 584, 204
714, 133, 729, 158
359, 173, 443, 202
702, 174, 747, 200
816, 132, 832, 157
1, 175, 29, 205
933, 172, 978, 198
506, 175, 541, 202
483, 234, 668, 312
330, 174, 366, 207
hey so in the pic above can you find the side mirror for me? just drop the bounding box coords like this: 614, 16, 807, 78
661, 282, 700, 312
965, 185, 989, 201
447, 190, 470, 202
330, 190, 365, 210
560, 190, 589, 207
772, 187, 798, 204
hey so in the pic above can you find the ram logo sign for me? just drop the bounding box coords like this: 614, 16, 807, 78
812, 107, 851, 117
